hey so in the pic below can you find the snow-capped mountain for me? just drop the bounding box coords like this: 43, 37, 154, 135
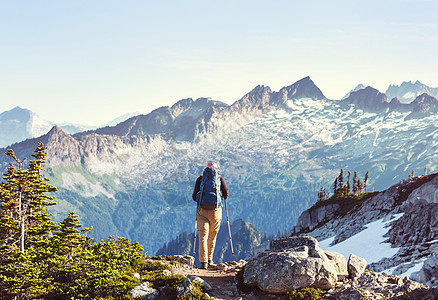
386, 80, 438, 104
0, 106, 53, 148
1, 76, 437, 256
0, 107, 141, 147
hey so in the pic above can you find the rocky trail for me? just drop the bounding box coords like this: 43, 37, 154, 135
180, 265, 283, 300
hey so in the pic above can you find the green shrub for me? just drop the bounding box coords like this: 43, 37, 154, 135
286, 287, 327, 300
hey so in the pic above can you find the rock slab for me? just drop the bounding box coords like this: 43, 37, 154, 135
348, 254, 367, 280
244, 235, 337, 294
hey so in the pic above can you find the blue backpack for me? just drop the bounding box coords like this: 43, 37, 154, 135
196, 167, 222, 209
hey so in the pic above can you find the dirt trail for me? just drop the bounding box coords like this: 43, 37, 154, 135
182, 266, 284, 300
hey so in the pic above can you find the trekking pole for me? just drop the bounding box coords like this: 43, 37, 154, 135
224, 198, 234, 256
192, 202, 199, 255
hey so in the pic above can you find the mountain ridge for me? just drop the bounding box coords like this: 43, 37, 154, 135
1, 76, 438, 256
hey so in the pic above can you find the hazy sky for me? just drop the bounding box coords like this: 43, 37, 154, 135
1, 0, 437, 126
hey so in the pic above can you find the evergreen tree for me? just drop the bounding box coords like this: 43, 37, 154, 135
0, 143, 58, 298
345, 171, 351, 195
352, 171, 359, 194
333, 177, 338, 196
0, 144, 143, 299
337, 169, 345, 196
317, 185, 328, 202
364, 171, 369, 192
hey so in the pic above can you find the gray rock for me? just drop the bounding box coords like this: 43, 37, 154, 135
131, 272, 141, 280
130, 282, 159, 300
176, 277, 193, 298
174, 255, 195, 266
348, 254, 367, 280
244, 236, 337, 293
187, 275, 213, 291
293, 204, 340, 233
325, 271, 428, 300
411, 254, 438, 286
325, 250, 348, 279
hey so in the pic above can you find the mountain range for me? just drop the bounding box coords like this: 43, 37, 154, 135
0, 107, 139, 148
0, 76, 437, 256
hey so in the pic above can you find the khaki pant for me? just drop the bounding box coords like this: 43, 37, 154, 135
197, 206, 222, 263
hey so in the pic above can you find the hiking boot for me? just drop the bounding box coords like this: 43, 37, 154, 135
208, 260, 216, 267
199, 262, 208, 269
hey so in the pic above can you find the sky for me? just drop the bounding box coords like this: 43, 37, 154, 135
1, 0, 437, 126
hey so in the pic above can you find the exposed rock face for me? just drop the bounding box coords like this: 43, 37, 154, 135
292, 173, 438, 287
243, 236, 338, 293
293, 203, 340, 233
272, 76, 326, 104
348, 254, 367, 280
411, 254, 438, 287
406, 93, 438, 119
342, 86, 389, 112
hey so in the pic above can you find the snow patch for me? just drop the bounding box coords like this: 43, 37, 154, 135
61, 172, 115, 199
398, 259, 426, 278
402, 91, 416, 100
319, 214, 404, 264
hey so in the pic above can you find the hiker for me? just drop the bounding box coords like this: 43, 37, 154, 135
192, 162, 229, 269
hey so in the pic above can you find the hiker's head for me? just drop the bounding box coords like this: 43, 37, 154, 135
207, 162, 218, 170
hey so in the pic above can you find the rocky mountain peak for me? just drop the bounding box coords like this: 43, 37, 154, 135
410, 93, 438, 114
386, 80, 438, 104
341, 83, 366, 100
342, 86, 389, 112
231, 85, 272, 112
280, 76, 326, 101
170, 98, 194, 117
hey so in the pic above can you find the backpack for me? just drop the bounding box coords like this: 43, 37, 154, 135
196, 166, 222, 209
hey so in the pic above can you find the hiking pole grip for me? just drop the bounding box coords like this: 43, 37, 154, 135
224, 198, 234, 256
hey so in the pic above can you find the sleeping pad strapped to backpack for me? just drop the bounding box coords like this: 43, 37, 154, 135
196, 166, 222, 209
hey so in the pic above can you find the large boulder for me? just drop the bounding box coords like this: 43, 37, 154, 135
325, 250, 348, 280
243, 235, 337, 294
348, 254, 367, 280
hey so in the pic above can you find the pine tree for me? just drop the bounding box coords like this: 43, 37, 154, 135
317, 185, 328, 202
352, 171, 359, 195
333, 177, 338, 196
364, 171, 369, 192
337, 169, 345, 196
0, 144, 143, 299
0, 143, 57, 298
345, 171, 351, 195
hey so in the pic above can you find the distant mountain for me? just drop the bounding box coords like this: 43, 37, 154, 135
341, 84, 366, 100
386, 80, 438, 104
342, 86, 389, 112
0, 107, 144, 146
0, 106, 53, 148
292, 172, 438, 286
1, 76, 438, 256
87, 98, 229, 141
103, 112, 142, 127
